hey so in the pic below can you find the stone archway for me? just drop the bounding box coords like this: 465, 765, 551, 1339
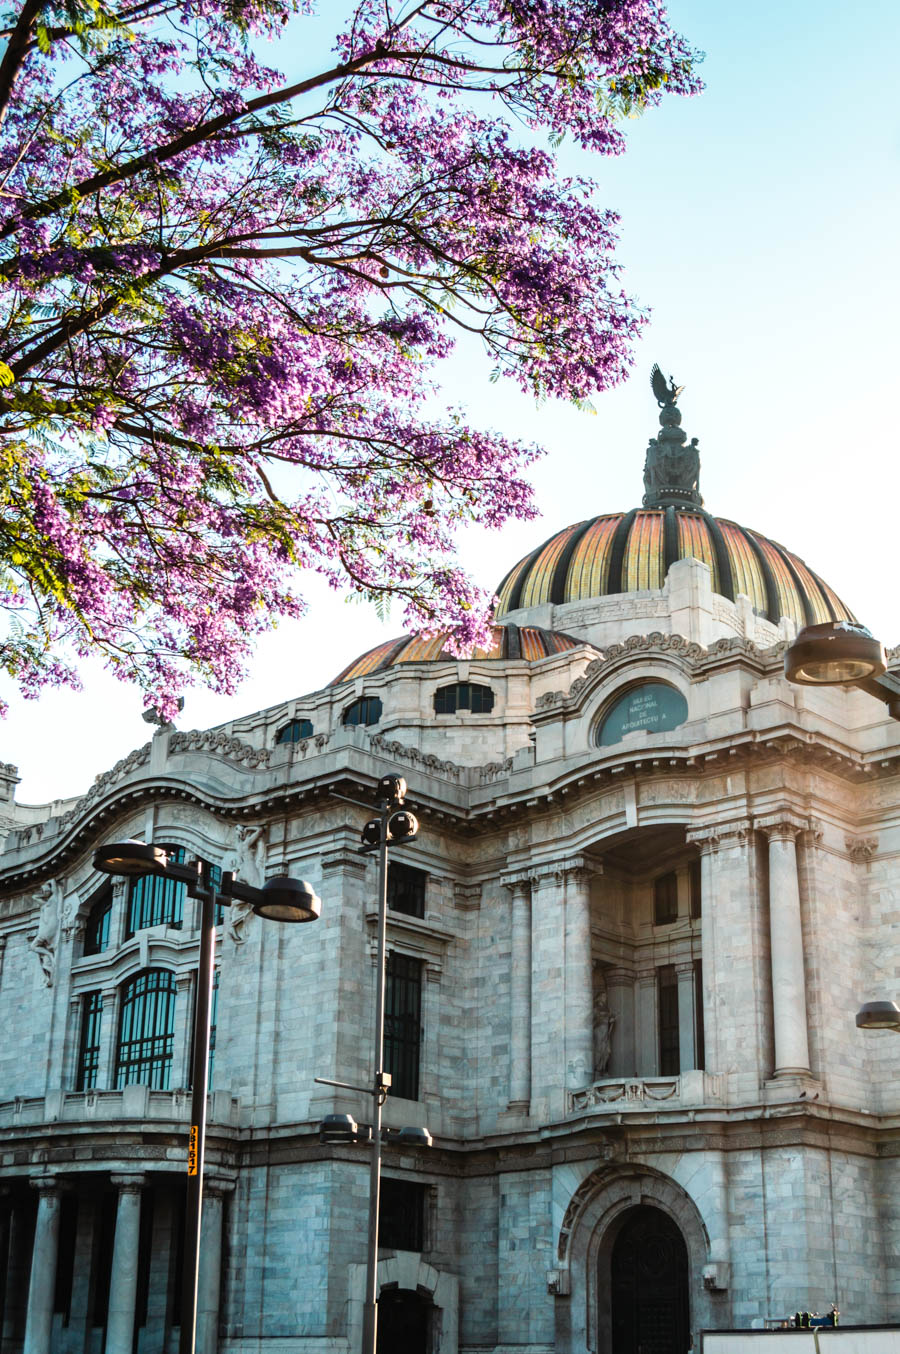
555, 1164, 720, 1354
610, 1204, 690, 1354
347, 1254, 458, 1354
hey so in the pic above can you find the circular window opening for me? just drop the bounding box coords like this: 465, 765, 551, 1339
597, 682, 687, 747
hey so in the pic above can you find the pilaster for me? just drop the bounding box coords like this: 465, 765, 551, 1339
502, 873, 532, 1111
106, 1174, 146, 1354
758, 814, 811, 1079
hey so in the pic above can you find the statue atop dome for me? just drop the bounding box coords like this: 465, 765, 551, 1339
642, 364, 702, 509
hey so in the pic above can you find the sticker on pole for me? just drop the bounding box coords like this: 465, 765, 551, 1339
188, 1125, 199, 1175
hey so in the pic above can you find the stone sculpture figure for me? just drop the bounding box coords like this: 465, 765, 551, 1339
224, 823, 267, 944
592, 961, 615, 1077
29, 880, 62, 986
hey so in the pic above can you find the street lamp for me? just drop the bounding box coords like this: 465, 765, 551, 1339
93, 840, 321, 1354
784, 621, 900, 718
856, 1001, 900, 1031
314, 773, 430, 1354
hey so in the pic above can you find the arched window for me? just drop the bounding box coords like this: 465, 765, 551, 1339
343, 696, 383, 727
83, 888, 113, 955
433, 682, 494, 715
115, 969, 177, 1089
276, 718, 313, 744
126, 844, 186, 935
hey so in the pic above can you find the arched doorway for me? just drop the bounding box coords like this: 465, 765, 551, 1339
376, 1285, 431, 1354
610, 1205, 690, 1354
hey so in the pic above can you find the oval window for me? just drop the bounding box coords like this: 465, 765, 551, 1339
597, 682, 688, 747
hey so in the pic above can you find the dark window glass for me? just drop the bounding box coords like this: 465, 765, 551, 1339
208, 860, 224, 927
694, 959, 705, 1071
689, 858, 702, 920
127, 844, 186, 934
379, 1179, 427, 1251
658, 964, 679, 1076
385, 953, 422, 1100
433, 682, 494, 715
276, 718, 313, 744
54, 1192, 78, 1320
653, 871, 678, 925
388, 863, 427, 919
115, 969, 176, 1090
343, 696, 383, 727
83, 890, 112, 955
76, 991, 104, 1091
92, 1189, 117, 1327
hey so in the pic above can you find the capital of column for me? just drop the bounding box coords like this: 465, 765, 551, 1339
29, 1175, 61, 1195
605, 966, 634, 990
674, 960, 696, 979
204, 1174, 237, 1199
636, 966, 658, 989
109, 1173, 146, 1195
686, 819, 753, 854
500, 872, 533, 898
532, 855, 600, 887
756, 813, 806, 843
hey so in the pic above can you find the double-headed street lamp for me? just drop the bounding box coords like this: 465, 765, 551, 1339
315, 774, 431, 1354
93, 839, 321, 1354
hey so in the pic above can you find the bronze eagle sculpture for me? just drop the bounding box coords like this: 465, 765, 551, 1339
651, 364, 684, 406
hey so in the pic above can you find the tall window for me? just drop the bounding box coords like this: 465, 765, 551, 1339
388, 863, 426, 919
658, 964, 679, 1076
127, 844, 186, 934
343, 696, 383, 727
385, 953, 422, 1100
76, 991, 104, 1090
653, 871, 678, 926
276, 718, 313, 744
115, 969, 177, 1089
379, 1179, 427, 1251
83, 890, 112, 955
433, 682, 494, 715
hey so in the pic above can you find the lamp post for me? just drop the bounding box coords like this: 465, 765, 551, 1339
784, 620, 900, 719
315, 773, 427, 1354
93, 839, 321, 1354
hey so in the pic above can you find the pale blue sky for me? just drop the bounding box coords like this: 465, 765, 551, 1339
3, 0, 898, 803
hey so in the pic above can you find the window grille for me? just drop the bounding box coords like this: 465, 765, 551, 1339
76, 991, 104, 1091
115, 969, 176, 1090
127, 844, 186, 934
276, 718, 313, 744
343, 696, 383, 727
689, 858, 702, 920
658, 964, 680, 1076
388, 863, 427, 919
83, 890, 112, 955
433, 682, 494, 715
653, 871, 678, 926
379, 1179, 427, 1251
385, 952, 423, 1100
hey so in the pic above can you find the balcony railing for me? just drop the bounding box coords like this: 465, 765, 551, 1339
568, 1070, 722, 1114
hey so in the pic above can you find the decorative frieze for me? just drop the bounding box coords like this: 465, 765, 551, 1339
169, 729, 271, 768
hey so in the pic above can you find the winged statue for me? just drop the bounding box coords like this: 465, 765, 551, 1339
651, 364, 684, 406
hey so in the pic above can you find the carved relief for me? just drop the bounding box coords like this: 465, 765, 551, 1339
846, 835, 878, 865
169, 729, 271, 768
368, 734, 461, 781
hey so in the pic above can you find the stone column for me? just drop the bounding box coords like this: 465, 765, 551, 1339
503, 875, 532, 1110
761, 818, 811, 1077
606, 968, 635, 1076
106, 1174, 146, 1354
676, 961, 697, 1072
98, 983, 119, 1088
196, 1177, 235, 1354
635, 968, 658, 1077
564, 861, 595, 1090
23, 1176, 62, 1354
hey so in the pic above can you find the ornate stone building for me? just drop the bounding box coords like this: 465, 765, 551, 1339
0, 384, 897, 1354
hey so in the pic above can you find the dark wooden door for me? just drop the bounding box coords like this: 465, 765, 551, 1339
376, 1287, 430, 1354
610, 1206, 690, 1354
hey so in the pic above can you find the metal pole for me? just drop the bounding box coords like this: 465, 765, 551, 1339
361, 802, 390, 1354
179, 883, 216, 1354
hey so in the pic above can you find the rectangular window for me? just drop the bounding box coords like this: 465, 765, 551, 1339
127, 844, 186, 934
385, 953, 422, 1100
379, 1179, 427, 1251
658, 964, 680, 1076
689, 858, 702, 920
653, 871, 678, 925
76, 991, 103, 1091
388, 863, 427, 919
694, 959, 705, 1071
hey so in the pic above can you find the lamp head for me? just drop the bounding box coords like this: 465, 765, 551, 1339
253, 876, 321, 923
387, 810, 418, 842
377, 774, 407, 805
93, 840, 169, 877
394, 1125, 433, 1149
319, 1113, 359, 1144
856, 1000, 900, 1031
785, 621, 886, 687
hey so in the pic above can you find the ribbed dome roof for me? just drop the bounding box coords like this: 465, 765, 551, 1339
331, 622, 587, 686
494, 507, 855, 627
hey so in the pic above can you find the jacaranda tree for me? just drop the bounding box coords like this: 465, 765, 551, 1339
0, 0, 699, 716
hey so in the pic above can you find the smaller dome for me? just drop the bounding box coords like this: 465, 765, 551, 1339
330, 623, 587, 686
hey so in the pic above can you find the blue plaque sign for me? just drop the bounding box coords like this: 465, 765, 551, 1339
598, 682, 688, 747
